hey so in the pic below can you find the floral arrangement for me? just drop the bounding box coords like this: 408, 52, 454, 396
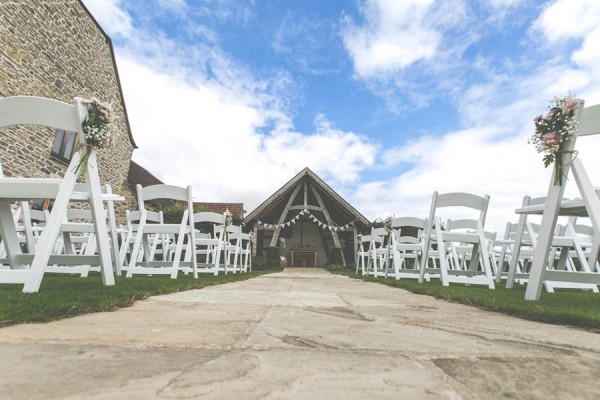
224, 209, 233, 227
383, 216, 393, 232
223, 209, 233, 241
529, 95, 579, 185
77, 97, 117, 176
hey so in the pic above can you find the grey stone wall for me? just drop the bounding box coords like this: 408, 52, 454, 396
0, 0, 137, 222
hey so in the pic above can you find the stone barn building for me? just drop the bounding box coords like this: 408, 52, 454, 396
245, 168, 369, 268
0, 0, 138, 219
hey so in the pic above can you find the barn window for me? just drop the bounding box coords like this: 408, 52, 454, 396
50, 129, 78, 163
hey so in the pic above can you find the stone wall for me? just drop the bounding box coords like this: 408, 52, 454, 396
0, 0, 138, 221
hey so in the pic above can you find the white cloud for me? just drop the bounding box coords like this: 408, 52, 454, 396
534, 0, 600, 43
82, 0, 133, 39
114, 47, 378, 210
86, 0, 600, 239
342, 0, 444, 78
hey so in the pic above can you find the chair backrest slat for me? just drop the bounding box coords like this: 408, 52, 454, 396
391, 217, 426, 230
194, 211, 225, 225
578, 103, 600, 137
139, 184, 190, 203
0, 96, 85, 135
435, 192, 489, 211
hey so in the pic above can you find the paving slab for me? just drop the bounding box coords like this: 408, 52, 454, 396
1, 268, 599, 399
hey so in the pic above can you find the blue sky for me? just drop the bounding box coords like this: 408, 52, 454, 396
83, 0, 600, 232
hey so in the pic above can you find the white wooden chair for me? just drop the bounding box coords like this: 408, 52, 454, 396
0, 96, 114, 292
239, 232, 252, 272
389, 217, 427, 280
522, 100, 600, 300
366, 227, 388, 277
566, 219, 599, 272
420, 191, 495, 288
191, 211, 226, 275
493, 222, 523, 282
0, 203, 49, 265
119, 209, 164, 274
356, 233, 371, 275
126, 184, 196, 279
445, 219, 498, 275
507, 195, 599, 292
527, 221, 598, 293
225, 225, 252, 274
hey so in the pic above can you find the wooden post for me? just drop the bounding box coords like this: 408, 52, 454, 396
269, 184, 302, 247
310, 183, 346, 266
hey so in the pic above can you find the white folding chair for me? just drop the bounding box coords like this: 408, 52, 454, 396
366, 227, 388, 277
566, 219, 599, 272
445, 219, 498, 275
224, 225, 245, 274
494, 222, 524, 283
356, 233, 372, 275
0, 96, 114, 292
191, 211, 226, 275
119, 209, 164, 274
389, 217, 427, 280
522, 101, 600, 300
507, 195, 598, 292
239, 232, 252, 272
527, 221, 598, 293
420, 191, 495, 288
126, 184, 196, 279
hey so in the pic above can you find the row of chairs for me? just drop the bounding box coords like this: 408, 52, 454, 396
357, 191, 599, 293
0, 183, 253, 281
0, 96, 252, 292
120, 183, 252, 278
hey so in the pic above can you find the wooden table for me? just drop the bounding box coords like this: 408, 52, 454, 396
290, 249, 318, 268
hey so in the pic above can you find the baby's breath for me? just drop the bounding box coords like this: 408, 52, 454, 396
76, 98, 119, 176
528, 95, 579, 185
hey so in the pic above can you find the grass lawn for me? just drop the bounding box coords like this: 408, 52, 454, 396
0, 269, 281, 327
334, 271, 600, 332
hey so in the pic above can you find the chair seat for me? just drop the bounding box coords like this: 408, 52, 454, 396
0, 178, 125, 202
0, 178, 62, 199
142, 224, 191, 234
393, 243, 422, 251
441, 232, 480, 243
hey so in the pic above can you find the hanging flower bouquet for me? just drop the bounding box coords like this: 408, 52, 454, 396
224, 209, 233, 227
528, 95, 579, 185
76, 98, 117, 176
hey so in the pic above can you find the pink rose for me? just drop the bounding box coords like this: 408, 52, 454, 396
534, 115, 542, 124
540, 131, 559, 145
562, 97, 578, 115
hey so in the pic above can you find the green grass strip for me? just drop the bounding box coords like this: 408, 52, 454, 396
334, 271, 600, 332
0, 269, 281, 327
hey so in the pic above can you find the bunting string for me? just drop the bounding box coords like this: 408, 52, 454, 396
256, 209, 354, 232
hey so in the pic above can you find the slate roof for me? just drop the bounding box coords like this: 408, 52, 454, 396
127, 161, 163, 188
244, 167, 369, 228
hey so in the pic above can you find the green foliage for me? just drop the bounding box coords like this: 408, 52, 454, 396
328, 247, 344, 265
0, 270, 280, 326
253, 256, 283, 270
266, 246, 281, 261
149, 203, 208, 224
326, 263, 347, 271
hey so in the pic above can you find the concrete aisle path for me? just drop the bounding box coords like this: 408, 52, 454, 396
1, 269, 599, 399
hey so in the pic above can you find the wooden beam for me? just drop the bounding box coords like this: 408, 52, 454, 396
289, 205, 321, 211
303, 181, 308, 208
309, 182, 346, 266
269, 184, 302, 247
